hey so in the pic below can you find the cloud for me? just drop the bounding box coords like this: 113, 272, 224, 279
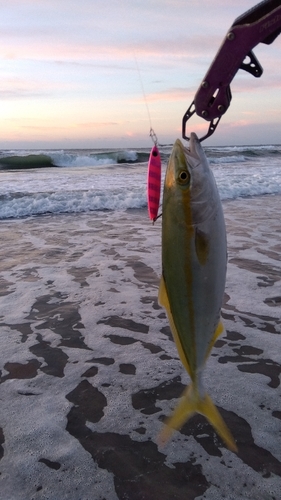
78, 122, 119, 128
0, 0, 280, 148
2, 0, 279, 75
21, 125, 68, 130
224, 119, 254, 128
230, 78, 281, 95
135, 87, 194, 102
0, 75, 76, 100
0, 34, 222, 66
0, 78, 50, 99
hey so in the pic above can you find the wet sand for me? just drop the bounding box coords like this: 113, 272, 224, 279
0, 195, 281, 500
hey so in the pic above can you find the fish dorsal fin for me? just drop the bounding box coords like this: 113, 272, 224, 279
158, 276, 192, 377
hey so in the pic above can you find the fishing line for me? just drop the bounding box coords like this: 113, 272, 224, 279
133, 55, 152, 134
121, 1, 162, 222
133, 48, 161, 221
131, 51, 159, 147
120, 0, 158, 145
134, 54, 162, 222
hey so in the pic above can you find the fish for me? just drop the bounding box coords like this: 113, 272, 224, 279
158, 133, 237, 452
147, 145, 161, 221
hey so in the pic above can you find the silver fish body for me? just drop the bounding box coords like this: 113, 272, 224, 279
161, 134, 227, 377
159, 133, 236, 451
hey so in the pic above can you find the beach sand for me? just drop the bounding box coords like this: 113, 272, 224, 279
0, 195, 281, 500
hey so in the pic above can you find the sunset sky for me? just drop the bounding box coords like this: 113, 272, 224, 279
1, 0, 281, 148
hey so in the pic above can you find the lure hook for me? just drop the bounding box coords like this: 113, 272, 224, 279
149, 127, 158, 146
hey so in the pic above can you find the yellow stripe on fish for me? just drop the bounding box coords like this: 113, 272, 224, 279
158, 134, 237, 452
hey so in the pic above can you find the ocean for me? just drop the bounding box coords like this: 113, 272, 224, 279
0, 143, 281, 220
1, 143, 281, 498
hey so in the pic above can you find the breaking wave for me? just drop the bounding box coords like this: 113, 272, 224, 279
0, 149, 151, 170
0, 143, 280, 219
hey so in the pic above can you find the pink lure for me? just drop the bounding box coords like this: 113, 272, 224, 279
147, 145, 161, 221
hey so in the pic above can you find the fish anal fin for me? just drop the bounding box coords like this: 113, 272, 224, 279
158, 384, 237, 453
205, 320, 224, 361
158, 275, 169, 309
158, 276, 192, 376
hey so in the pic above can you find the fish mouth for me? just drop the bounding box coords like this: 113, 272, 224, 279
178, 132, 201, 166
188, 132, 200, 155
173, 133, 201, 166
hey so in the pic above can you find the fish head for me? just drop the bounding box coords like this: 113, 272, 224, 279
165, 138, 193, 191
164, 133, 219, 225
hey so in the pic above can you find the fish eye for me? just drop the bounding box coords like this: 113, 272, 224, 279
178, 170, 190, 185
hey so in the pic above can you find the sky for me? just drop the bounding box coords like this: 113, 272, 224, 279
0, 0, 281, 148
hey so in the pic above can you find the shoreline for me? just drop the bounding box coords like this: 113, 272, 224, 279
0, 193, 281, 499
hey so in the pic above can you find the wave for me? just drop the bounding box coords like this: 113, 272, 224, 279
0, 143, 280, 219
1, 144, 280, 170
1, 171, 281, 219
209, 155, 247, 165
0, 154, 56, 170
0, 188, 148, 219
0, 149, 151, 170
51, 150, 151, 167
207, 144, 281, 162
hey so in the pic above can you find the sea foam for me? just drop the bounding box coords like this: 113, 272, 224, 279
0, 144, 280, 219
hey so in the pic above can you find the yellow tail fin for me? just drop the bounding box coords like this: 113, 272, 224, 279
158, 384, 237, 452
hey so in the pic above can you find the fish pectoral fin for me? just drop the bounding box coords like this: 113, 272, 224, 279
158, 384, 237, 453
205, 320, 224, 361
158, 276, 192, 377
